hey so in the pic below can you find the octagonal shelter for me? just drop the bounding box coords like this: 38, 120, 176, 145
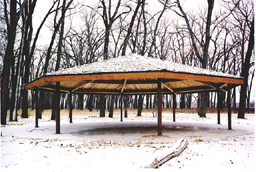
25, 54, 244, 135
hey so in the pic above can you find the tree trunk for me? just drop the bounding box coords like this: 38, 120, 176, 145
166, 95, 169, 108
103, 27, 110, 60
180, 94, 185, 109
134, 95, 138, 109
187, 94, 192, 109
31, 91, 35, 110
176, 0, 214, 118
198, 0, 214, 117
150, 95, 152, 109
233, 88, 236, 109
100, 95, 106, 117
51, 93, 56, 120
87, 95, 93, 111
198, 92, 206, 117
247, 70, 254, 109
43, 0, 73, 73
55, 0, 66, 71
238, 18, 254, 118
39, 91, 44, 119
153, 95, 157, 108
9, 53, 19, 121
146, 95, 149, 109
22, 0, 37, 119
108, 95, 115, 118
78, 94, 84, 110
114, 95, 118, 108
137, 95, 144, 116
121, 0, 143, 56
148, 0, 168, 57
1, 0, 18, 125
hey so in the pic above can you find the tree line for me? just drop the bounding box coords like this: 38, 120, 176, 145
0, 0, 254, 124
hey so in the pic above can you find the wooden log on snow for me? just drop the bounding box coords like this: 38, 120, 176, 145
145, 138, 189, 168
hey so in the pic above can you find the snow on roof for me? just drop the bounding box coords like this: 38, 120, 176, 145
47, 53, 242, 79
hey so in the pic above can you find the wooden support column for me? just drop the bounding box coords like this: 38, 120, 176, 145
157, 79, 162, 136
56, 82, 60, 134
120, 94, 123, 122
217, 88, 221, 124
173, 93, 176, 122
35, 87, 39, 128
69, 92, 73, 123
124, 95, 128, 118
227, 84, 232, 130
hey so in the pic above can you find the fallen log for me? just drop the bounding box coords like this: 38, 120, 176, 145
145, 138, 189, 168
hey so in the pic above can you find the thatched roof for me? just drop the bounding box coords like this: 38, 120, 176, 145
25, 54, 243, 94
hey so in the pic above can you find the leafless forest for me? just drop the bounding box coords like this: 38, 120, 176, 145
0, 0, 254, 124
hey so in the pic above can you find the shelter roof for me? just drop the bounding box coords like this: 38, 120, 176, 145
25, 54, 244, 94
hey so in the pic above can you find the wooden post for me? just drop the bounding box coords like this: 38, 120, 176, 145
217, 89, 221, 124
35, 88, 39, 128
227, 84, 232, 130
124, 95, 128, 118
157, 79, 162, 136
56, 82, 60, 134
120, 94, 123, 122
69, 92, 73, 123
173, 93, 176, 122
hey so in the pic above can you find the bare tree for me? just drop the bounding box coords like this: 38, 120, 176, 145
21, 0, 38, 118
147, 0, 172, 57
174, 0, 214, 117
87, 0, 131, 117
51, 0, 69, 120
92, 0, 131, 60
1, 0, 22, 124
43, 0, 73, 74
121, 0, 144, 56
238, 17, 254, 118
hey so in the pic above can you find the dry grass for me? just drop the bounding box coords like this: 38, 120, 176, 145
10, 107, 254, 119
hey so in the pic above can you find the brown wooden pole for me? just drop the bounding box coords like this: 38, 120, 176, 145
56, 82, 60, 134
227, 84, 232, 130
35, 87, 39, 128
69, 91, 73, 123
217, 89, 221, 124
157, 79, 162, 136
120, 94, 123, 122
173, 93, 176, 122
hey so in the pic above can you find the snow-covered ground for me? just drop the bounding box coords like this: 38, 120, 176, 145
1, 109, 255, 171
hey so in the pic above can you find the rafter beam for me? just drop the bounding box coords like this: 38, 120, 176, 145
220, 83, 228, 88
197, 81, 226, 92
120, 79, 127, 94
162, 82, 175, 93
38, 86, 70, 93
71, 80, 94, 92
